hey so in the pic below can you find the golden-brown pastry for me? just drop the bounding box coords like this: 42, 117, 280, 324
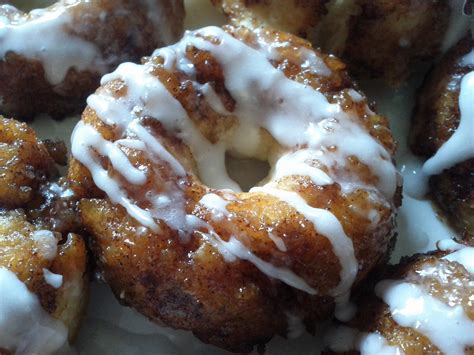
68, 25, 400, 352
0, 117, 87, 354
0, 0, 184, 119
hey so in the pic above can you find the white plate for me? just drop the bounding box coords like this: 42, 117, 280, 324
31, 1, 458, 353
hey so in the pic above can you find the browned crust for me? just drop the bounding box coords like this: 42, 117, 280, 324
337, 0, 450, 85
0, 0, 185, 119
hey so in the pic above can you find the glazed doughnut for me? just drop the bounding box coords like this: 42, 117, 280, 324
324, 240, 474, 354
410, 37, 474, 237
0, 0, 184, 119
213, 0, 470, 85
0, 117, 87, 354
68, 25, 400, 351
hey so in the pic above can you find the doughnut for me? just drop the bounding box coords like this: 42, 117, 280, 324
0, 0, 184, 119
324, 239, 474, 354
213, 0, 470, 85
0, 117, 87, 354
68, 25, 400, 351
410, 36, 474, 237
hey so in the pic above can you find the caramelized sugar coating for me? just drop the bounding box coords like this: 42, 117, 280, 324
0, 117, 57, 207
0, 0, 184, 119
326, 248, 474, 354
69, 25, 399, 352
214, 0, 453, 85
0, 117, 87, 353
410, 37, 474, 238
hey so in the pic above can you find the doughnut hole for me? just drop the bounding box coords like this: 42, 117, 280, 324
225, 154, 270, 192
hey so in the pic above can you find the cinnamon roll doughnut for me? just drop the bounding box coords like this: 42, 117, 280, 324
69, 25, 400, 352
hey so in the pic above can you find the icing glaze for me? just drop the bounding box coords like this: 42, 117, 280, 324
437, 239, 474, 274
43, 268, 63, 289
0, 267, 68, 354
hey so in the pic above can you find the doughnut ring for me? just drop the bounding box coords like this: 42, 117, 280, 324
69, 25, 400, 351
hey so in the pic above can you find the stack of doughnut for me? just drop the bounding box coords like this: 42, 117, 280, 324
1, 0, 473, 353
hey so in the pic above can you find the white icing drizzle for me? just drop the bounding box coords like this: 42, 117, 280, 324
437, 239, 474, 274
72, 121, 161, 232
272, 150, 334, 186
0, 3, 107, 85
72, 26, 397, 298
43, 268, 63, 289
218, 236, 317, 294
423, 51, 474, 175
267, 232, 287, 252
31, 229, 58, 260
0, 267, 68, 354
444, 248, 474, 274
324, 325, 404, 355
375, 280, 474, 355
197, 82, 230, 115
198, 192, 230, 218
